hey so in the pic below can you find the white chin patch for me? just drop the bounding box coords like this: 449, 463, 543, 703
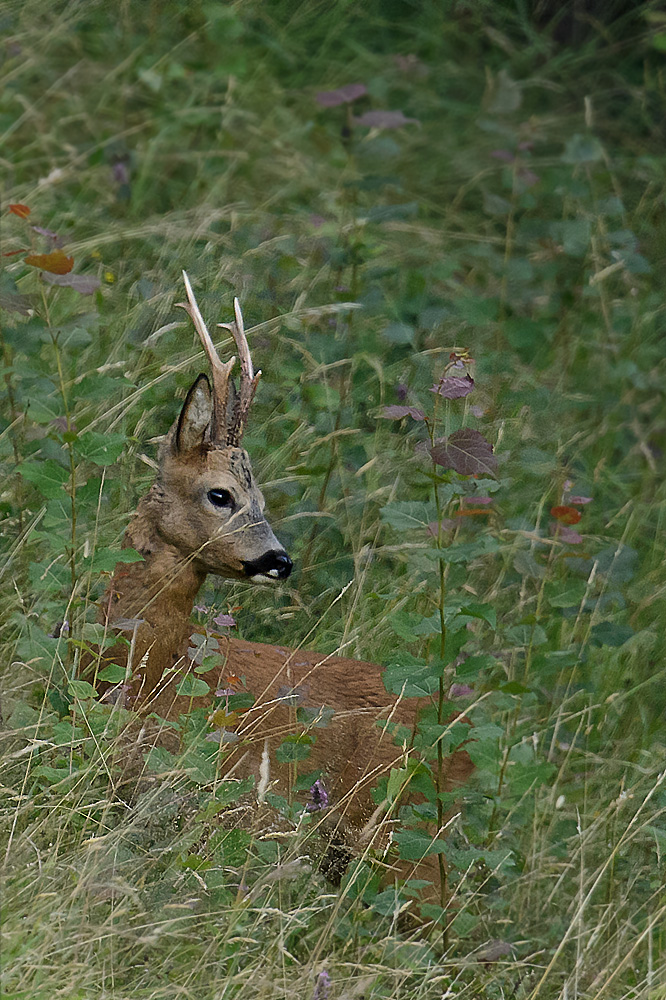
250, 572, 279, 584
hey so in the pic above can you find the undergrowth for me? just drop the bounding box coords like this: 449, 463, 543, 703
1, 2, 666, 997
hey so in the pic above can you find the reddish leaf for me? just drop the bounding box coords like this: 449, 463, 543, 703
2, 248, 29, 257
379, 404, 425, 421
8, 203, 30, 218
316, 83, 367, 107
430, 374, 474, 399
491, 149, 515, 162
42, 272, 101, 294
454, 507, 492, 517
353, 110, 420, 129
24, 249, 74, 274
550, 505, 582, 525
430, 428, 498, 476
569, 495, 593, 505
551, 523, 583, 544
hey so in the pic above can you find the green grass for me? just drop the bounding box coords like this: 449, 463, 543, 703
2, 2, 666, 997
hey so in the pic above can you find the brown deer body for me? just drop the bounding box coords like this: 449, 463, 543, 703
95, 274, 472, 891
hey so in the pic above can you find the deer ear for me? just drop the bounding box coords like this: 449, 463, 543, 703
176, 374, 213, 453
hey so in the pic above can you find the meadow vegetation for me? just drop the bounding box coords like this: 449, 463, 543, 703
1, 2, 666, 997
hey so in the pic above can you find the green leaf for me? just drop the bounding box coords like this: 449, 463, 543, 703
562, 133, 604, 164
380, 501, 435, 531
68, 679, 96, 700
144, 746, 176, 772
459, 602, 497, 629
392, 828, 448, 860
176, 675, 211, 698
17, 460, 69, 499
98, 663, 128, 682
76, 432, 126, 466
275, 734, 314, 762
383, 657, 439, 698
590, 622, 634, 647
548, 584, 587, 608
382, 321, 414, 345
88, 548, 144, 573
506, 624, 547, 646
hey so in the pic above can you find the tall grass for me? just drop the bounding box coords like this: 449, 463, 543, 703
2, 2, 666, 997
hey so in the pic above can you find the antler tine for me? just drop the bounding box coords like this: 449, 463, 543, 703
177, 271, 236, 443
218, 297, 262, 445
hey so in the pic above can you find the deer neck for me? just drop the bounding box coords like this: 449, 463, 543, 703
102, 486, 206, 688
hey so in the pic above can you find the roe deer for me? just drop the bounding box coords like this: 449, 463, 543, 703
94, 273, 473, 894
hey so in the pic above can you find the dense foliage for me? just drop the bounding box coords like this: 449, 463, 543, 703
1, 2, 665, 997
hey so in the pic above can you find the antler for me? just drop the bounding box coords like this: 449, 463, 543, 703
177, 271, 260, 446
218, 298, 262, 446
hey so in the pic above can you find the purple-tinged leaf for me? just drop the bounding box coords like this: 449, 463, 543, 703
31, 224, 62, 246
353, 110, 420, 129
430, 374, 474, 399
379, 404, 425, 421
213, 612, 237, 629
477, 940, 513, 963
309, 213, 326, 228
569, 495, 593, 505
469, 404, 486, 418
395, 383, 408, 401
426, 519, 455, 536
430, 428, 498, 476
42, 272, 101, 295
550, 524, 583, 544
449, 683, 474, 698
464, 495, 493, 505
518, 168, 539, 187
491, 149, 515, 162
316, 83, 367, 107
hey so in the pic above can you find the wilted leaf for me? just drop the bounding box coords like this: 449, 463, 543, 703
491, 149, 515, 162
24, 249, 74, 274
353, 110, 420, 128
42, 272, 101, 295
550, 505, 582, 525
454, 507, 492, 517
430, 375, 474, 399
476, 940, 513, 963
430, 428, 498, 476
316, 83, 367, 107
9, 203, 30, 218
487, 69, 522, 114
569, 495, 593, 505
379, 405, 425, 420
0, 291, 33, 315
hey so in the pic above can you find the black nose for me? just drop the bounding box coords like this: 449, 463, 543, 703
243, 550, 293, 580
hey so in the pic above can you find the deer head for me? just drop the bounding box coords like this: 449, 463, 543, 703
150, 273, 292, 583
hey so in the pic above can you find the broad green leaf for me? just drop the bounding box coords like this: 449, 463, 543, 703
18, 460, 69, 499
392, 828, 448, 860
176, 675, 211, 698
591, 622, 634, 647
562, 133, 604, 164
380, 501, 435, 531
68, 679, 97, 700
77, 432, 126, 466
98, 663, 128, 682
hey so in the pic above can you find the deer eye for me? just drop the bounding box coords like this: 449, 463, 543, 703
207, 489, 234, 509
